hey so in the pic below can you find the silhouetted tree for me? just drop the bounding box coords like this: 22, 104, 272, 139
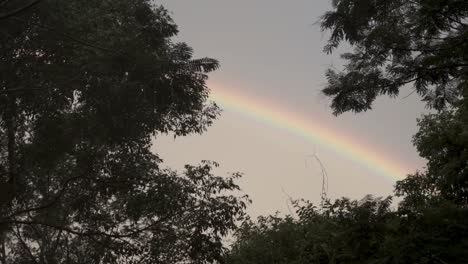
321, 0, 468, 205
320, 0, 468, 114
226, 197, 468, 264
0, 0, 248, 263
396, 102, 468, 206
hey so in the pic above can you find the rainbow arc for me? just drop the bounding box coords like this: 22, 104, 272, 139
209, 82, 409, 182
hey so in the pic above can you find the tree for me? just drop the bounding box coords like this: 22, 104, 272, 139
320, 0, 468, 114
396, 102, 468, 207
0, 0, 248, 263
320, 0, 468, 205
226, 197, 468, 264
227, 214, 303, 264
226, 197, 397, 264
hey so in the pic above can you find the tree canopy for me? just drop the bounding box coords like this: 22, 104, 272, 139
0, 0, 248, 263
321, 0, 468, 114
226, 197, 468, 264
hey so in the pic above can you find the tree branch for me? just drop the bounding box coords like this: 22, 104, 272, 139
5, 173, 89, 218
0, 0, 42, 20
0, 238, 6, 264
0, 0, 12, 8
4, 95, 17, 205
11, 17, 122, 55
7, 205, 200, 240
0, 87, 46, 94
13, 224, 39, 264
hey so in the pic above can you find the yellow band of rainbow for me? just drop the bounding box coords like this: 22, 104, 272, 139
210, 82, 409, 182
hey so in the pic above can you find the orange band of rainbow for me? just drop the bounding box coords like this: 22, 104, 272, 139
210, 82, 409, 182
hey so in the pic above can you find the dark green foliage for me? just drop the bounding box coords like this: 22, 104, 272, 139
226, 197, 468, 264
320, 0, 468, 114
0, 0, 247, 263
396, 100, 468, 206
227, 215, 303, 264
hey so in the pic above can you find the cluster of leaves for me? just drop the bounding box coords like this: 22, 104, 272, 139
396, 91, 468, 206
0, 0, 248, 263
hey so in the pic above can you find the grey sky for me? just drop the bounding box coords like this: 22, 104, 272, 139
153, 0, 427, 216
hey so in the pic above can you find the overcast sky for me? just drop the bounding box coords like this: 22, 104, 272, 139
153, 0, 428, 217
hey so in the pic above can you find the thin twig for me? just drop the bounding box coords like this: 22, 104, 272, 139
402, 88, 417, 99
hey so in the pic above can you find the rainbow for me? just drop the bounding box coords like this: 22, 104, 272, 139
209, 82, 410, 182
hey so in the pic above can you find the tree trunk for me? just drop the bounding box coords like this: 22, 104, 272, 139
0, 95, 17, 211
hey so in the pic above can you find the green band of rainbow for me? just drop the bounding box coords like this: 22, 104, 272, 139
210, 82, 409, 182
